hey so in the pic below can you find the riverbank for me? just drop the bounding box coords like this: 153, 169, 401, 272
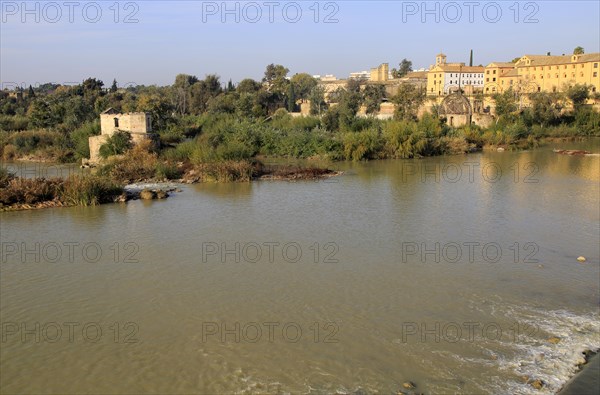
0, 163, 342, 212
559, 352, 599, 395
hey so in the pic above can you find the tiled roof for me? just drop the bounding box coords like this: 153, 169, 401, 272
500, 69, 519, 77
487, 62, 516, 68
518, 53, 600, 66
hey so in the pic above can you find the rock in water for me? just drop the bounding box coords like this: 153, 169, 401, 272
577, 256, 586, 262
140, 189, 156, 200
155, 190, 168, 199
402, 381, 416, 389
529, 379, 544, 390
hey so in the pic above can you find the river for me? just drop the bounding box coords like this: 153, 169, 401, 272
1, 140, 599, 394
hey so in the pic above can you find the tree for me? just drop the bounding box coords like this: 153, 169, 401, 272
262, 64, 290, 111
227, 79, 235, 92
189, 74, 223, 114
308, 86, 326, 116
392, 59, 413, 78
492, 88, 518, 119
28, 85, 35, 98
287, 83, 296, 112
337, 89, 362, 129
573, 46, 585, 55
290, 73, 318, 101
566, 84, 590, 109
362, 84, 386, 114
110, 79, 118, 93
136, 94, 173, 130
173, 74, 199, 115
27, 98, 58, 128
263, 64, 289, 94
391, 84, 425, 121
527, 92, 563, 127
399, 59, 413, 78
346, 78, 363, 93
82, 78, 104, 92
237, 78, 261, 94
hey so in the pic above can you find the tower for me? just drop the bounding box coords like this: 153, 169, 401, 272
436, 53, 447, 66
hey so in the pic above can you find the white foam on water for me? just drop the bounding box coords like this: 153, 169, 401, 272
124, 182, 179, 192
485, 305, 598, 394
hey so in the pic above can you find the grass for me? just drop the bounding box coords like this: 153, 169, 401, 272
60, 175, 123, 206
0, 173, 123, 208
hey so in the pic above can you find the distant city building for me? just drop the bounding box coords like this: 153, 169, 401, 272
349, 71, 369, 80
317, 74, 337, 81
370, 63, 389, 82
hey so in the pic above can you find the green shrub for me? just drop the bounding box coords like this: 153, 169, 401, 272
155, 162, 182, 180
70, 121, 100, 159
161, 140, 196, 161
342, 128, 383, 161
0, 115, 29, 131
99, 131, 132, 159
60, 175, 123, 206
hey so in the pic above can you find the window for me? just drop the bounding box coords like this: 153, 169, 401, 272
493, 70, 496, 74
594, 72, 598, 77
486, 70, 490, 74
538, 87, 541, 92
493, 78, 496, 82
594, 63, 598, 68
114, 118, 119, 128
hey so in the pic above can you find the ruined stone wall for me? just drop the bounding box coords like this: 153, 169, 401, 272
88, 135, 108, 164
89, 112, 155, 164
100, 113, 152, 136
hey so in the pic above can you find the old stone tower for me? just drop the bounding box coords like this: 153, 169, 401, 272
88, 108, 155, 164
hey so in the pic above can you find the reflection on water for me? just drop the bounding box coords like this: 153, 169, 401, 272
1, 162, 88, 179
1, 140, 599, 394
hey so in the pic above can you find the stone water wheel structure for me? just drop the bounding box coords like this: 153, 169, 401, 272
439, 93, 472, 127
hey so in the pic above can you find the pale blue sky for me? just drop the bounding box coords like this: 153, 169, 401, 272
1, 0, 599, 88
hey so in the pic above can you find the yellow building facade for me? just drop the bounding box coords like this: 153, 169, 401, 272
484, 53, 600, 95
